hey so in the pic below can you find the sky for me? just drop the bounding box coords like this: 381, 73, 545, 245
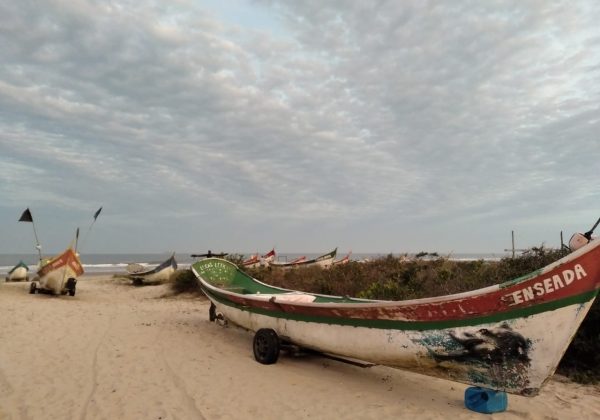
1, 0, 599, 256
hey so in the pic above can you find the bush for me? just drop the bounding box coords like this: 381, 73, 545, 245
170, 269, 201, 294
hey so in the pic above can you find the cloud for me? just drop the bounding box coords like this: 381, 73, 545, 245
1, 0, 599, 252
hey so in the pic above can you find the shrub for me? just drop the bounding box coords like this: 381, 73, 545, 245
170, 269, 201, 294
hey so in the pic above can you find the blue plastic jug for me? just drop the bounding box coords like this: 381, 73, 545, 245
464, 386, 508, 414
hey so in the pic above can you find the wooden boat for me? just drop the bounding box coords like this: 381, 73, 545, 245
191, 234, 600, 396
126, 254, 177, 284
6, 260, 29, 282
333, 252, 351, 265
269, 248, 337, 269
242, 249, 277, 269
30, 248, 83, 296
262, 249, 276, 263
289, 256, 307, 264
242, 254, 260, 268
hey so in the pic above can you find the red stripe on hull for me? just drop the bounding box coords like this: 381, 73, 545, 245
220, 243, 600, 322
37, 248, 84, 278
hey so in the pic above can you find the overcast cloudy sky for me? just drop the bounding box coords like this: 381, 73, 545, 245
1, 0, 599, 255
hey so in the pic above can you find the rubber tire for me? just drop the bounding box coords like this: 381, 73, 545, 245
66, 278, 77, 296
29, 282, 37, 294
253, 328, 280, 364
209, 303, 217, 322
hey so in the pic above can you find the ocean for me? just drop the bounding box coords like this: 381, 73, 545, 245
0, 251, 508, 277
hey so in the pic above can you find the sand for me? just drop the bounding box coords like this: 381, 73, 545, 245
1, 275, 599, 420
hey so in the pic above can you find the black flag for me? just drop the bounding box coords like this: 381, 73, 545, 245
93, 207, 102, 221
19, 208, 33, 222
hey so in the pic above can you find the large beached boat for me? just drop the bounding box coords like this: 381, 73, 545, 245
30, 248, 83, 296
191, 233, 600, 396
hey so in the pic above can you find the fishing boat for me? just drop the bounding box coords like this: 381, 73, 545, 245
191, 231, 600, 396
242, 249, 277, 269
269, 248, 337, 269
261, 249, 276, 265
5, 260, 29, 282
30, 248, 83, 296
126, 253, 177, 284
333, 251, 351, 265
242, 254, 260, 269
289, 256, 307, 264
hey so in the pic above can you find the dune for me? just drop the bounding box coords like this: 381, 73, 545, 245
0, 275, 598, 419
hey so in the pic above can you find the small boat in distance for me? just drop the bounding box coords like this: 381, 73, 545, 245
289, 256, 306, 264
333, 251, 351, 265
6, 260, 29, 282
19, 206, 101, 296
269, 248, 337, 269
242, 254, 260, 268
6, 260, 29, 281
30, 248, 83, 296
191, 230, 600, 397
242, 249, 277, 269
126, 253, 177, 284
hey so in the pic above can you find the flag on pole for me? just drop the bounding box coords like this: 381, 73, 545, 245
93, 207, 102, 221
19, 208, 33, 222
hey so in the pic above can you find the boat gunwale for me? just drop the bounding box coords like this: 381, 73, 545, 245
130, 254, 177, 277
268, 248, 337, 268
192, 238, 600, 310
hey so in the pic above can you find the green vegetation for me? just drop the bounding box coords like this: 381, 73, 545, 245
170, 269, 200, 294
175, 246, 599, 383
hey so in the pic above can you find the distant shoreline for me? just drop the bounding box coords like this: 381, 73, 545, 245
0, 252, 511, 276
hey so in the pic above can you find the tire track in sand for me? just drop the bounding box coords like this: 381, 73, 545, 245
157, 320, 207, 420
78, 314, 114, 420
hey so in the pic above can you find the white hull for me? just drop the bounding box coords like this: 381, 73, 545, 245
270, 256, 336, 269
133, 266, 175, 283
209, 297, 595, 394
39, 267, 73, 295
7, 267, 28, 281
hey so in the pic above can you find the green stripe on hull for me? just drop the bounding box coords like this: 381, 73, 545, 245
204, 288, 598, 331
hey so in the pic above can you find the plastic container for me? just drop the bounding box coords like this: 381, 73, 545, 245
464, 386, 508, 414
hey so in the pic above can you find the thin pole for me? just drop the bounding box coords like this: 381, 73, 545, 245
560, 231, 564, 249
511, 230, 515, 258
31, 221, 42, 262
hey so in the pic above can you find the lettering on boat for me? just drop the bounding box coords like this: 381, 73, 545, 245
505, 264, 587, 306
197, 261, 236, 282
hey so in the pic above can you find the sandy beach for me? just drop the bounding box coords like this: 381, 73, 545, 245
1, 275, 599, 420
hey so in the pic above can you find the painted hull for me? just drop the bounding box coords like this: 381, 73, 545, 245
333, 255, 350, 265
36, 248, 84, 294
192, 239, 600, 396
269, 249, 337, 269
242, 255, 261, 269
127, 255, 177, 283
8, 267, 29, 281
243, 250, 277, 269
6, 261, 29, 281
